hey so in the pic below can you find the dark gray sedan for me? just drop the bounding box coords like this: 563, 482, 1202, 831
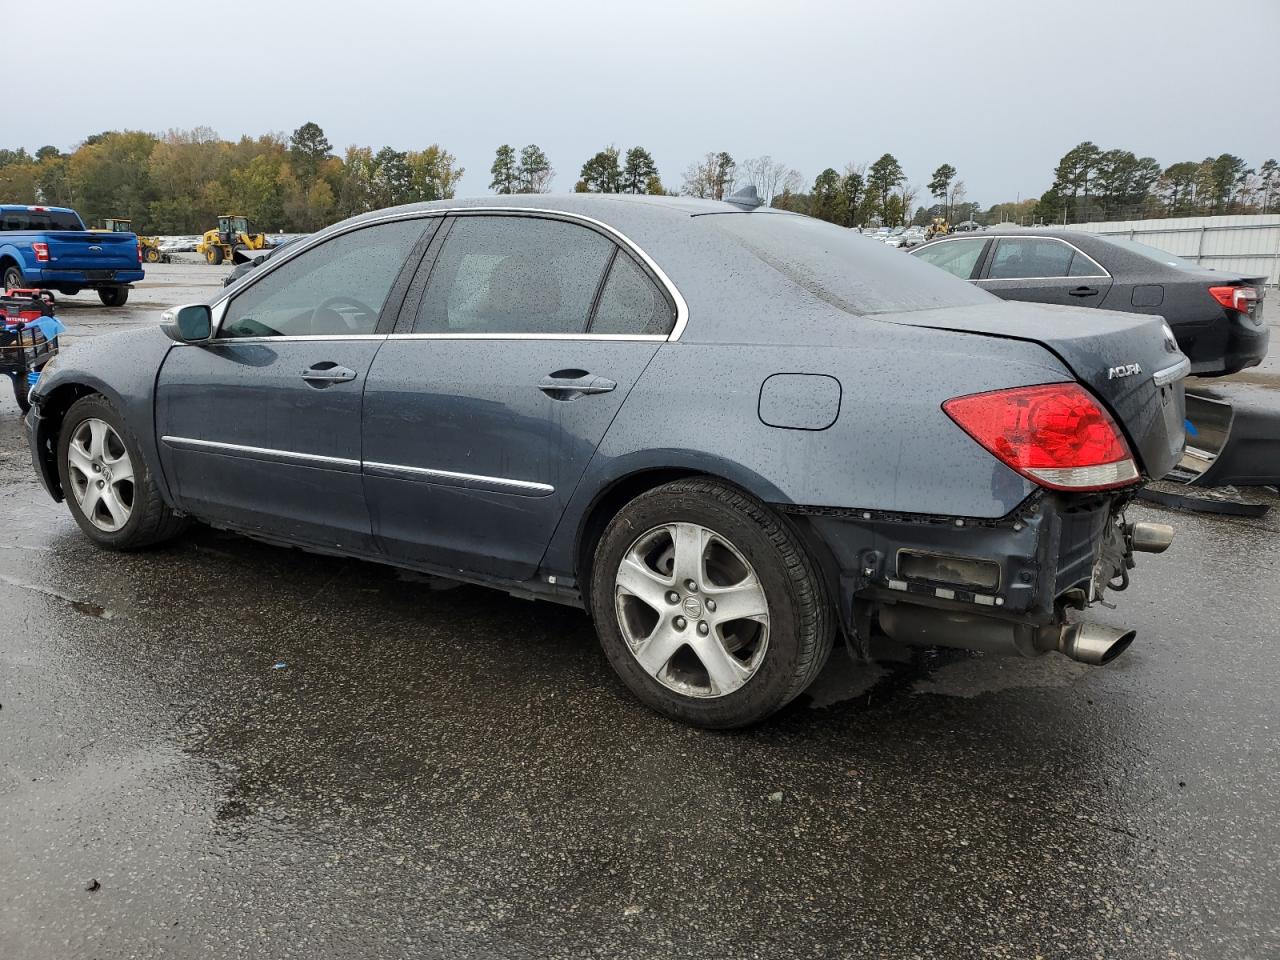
911, 228, 1267, 376
26, 195, 1186, 727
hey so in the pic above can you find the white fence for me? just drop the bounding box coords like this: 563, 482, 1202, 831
1066, 214, 1280, 287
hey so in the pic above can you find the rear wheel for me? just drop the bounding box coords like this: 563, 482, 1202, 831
3, 264, 24, 290
589, 478, 833, 728
57, 395, 186, 550
98, 286, 128, 307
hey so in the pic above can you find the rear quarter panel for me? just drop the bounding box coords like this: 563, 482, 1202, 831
541, 316, 1073, 575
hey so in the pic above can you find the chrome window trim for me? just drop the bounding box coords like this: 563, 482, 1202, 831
160, 435, 362, 473
971, 235, 1111, 282
1153, 356, 1191, 387
387, 332, 665, 342
364, 461, 555, 497
209, 206, 689, 342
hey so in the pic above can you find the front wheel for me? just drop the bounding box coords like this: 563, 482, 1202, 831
206, 246, 224, 265
144, 246, 161, 263
57, 394, 187, 550
589, 478, 833, 728
98, 286, 128, 307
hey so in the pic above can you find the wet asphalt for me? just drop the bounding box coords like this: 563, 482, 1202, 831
1, 264, 1279, 959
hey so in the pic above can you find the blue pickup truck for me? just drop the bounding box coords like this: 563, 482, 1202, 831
0, 204, 144, 306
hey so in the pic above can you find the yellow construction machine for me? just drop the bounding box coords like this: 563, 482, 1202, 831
924, 217, 951, 241
96, 218, 168, 263
197, 215, 273, 265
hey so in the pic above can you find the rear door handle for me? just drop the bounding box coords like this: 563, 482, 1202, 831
1068, 286, 1099, 297
302, 363, 357, 386
538, 370, 616, 401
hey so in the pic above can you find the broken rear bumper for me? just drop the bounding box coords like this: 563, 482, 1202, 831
787, 490, 1140, 642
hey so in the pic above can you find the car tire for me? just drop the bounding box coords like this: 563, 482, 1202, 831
589, 477, 833, 728
57, 394, 187, 551
3, 264, 25, 290
97, 287, 128, 307
10, 373, 30, 413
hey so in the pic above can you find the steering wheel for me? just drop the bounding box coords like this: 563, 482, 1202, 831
316, 295, 377, 328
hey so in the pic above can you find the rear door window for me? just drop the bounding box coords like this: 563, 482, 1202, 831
414, 215, 614, 335
986, 238, 1076, 279
913, 238, 989, 280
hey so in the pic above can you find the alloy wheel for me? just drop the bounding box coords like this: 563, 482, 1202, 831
614, 522, 770, 698
66, 418, 135, 532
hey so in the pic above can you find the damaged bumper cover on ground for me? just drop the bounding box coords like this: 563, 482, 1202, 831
790, 491, 1173, 663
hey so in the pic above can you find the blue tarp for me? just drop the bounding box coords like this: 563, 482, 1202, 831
4, 316, 65, 342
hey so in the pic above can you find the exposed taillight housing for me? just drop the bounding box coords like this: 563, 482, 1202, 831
32, 241, 49, 263
943, 383, 1140, 491
1208, 284, 1258, 314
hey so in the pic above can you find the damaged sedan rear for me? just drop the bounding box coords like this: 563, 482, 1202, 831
27, 192, 1185, 728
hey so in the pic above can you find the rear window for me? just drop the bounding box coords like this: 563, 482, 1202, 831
1095, 236, 1198, 271
706, 212, 993, 315
0, 209, 84, 231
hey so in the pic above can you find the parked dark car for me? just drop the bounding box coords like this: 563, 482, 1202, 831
911, 228, 1267, 376
26, 195, 1185, 728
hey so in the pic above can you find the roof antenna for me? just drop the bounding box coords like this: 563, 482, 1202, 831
724, 185, 762, 210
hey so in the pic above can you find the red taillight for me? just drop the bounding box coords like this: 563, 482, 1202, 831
32, 241, 49, 263
1208, 285, 1258, 313
943, 383, 1140, 491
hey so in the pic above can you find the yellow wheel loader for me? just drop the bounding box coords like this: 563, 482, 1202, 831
96, 218, 169, 263
197, 215, 273, 266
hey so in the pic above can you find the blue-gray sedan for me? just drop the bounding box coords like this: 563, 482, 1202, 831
27, 193, 1188, 727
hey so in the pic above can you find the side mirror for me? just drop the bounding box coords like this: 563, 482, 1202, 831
161, 303, 213, 343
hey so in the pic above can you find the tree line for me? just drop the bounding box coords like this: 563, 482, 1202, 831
4, 123, 1276, 235
0, 122, 462, 234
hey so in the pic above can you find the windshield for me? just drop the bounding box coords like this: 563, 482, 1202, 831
1095, 235, 1200, 271
0, 209, 85, 231
707, 212, 995, 315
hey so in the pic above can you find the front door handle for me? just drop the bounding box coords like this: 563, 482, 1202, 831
1068, 286, 1099, 298
302, 363, 357, 387
538, 369, 617, 401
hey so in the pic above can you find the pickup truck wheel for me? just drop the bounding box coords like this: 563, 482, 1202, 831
3, 264, 24, 290
57, 394, 187, 550
590, 478, 833, 728
98, 287, 128, 307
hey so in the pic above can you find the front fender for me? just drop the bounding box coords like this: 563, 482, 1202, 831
30, 327, 176, 506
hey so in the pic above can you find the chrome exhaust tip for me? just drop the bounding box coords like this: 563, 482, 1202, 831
1129, 521, 1175, 554
1057, 623, 1136, 666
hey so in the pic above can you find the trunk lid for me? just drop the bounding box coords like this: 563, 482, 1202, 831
874, 300, 1187, 480
45, 231, 139, 270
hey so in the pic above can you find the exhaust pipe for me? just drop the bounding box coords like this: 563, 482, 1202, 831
1129, 521, 1174, 554
878, 604, 1136, 665
1052, 622, 1136, 666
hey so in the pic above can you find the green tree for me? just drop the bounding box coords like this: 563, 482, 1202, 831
1260, 158, 1279, 213
928, 163, 956, 219
517, 144, 553, 193
407, 145, 463, 201
839, 167, 865, 227
622, 146, 658, 194
490, 144, 518, 194
35, 145, 60, 163
288, 121, 332, 183
810, 168, 842, 223
1051, 141, 1102, 222
576, 147, 623, 193
867, 153, 905, 222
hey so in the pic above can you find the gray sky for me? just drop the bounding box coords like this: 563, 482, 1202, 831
45, 0, 1280, 204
